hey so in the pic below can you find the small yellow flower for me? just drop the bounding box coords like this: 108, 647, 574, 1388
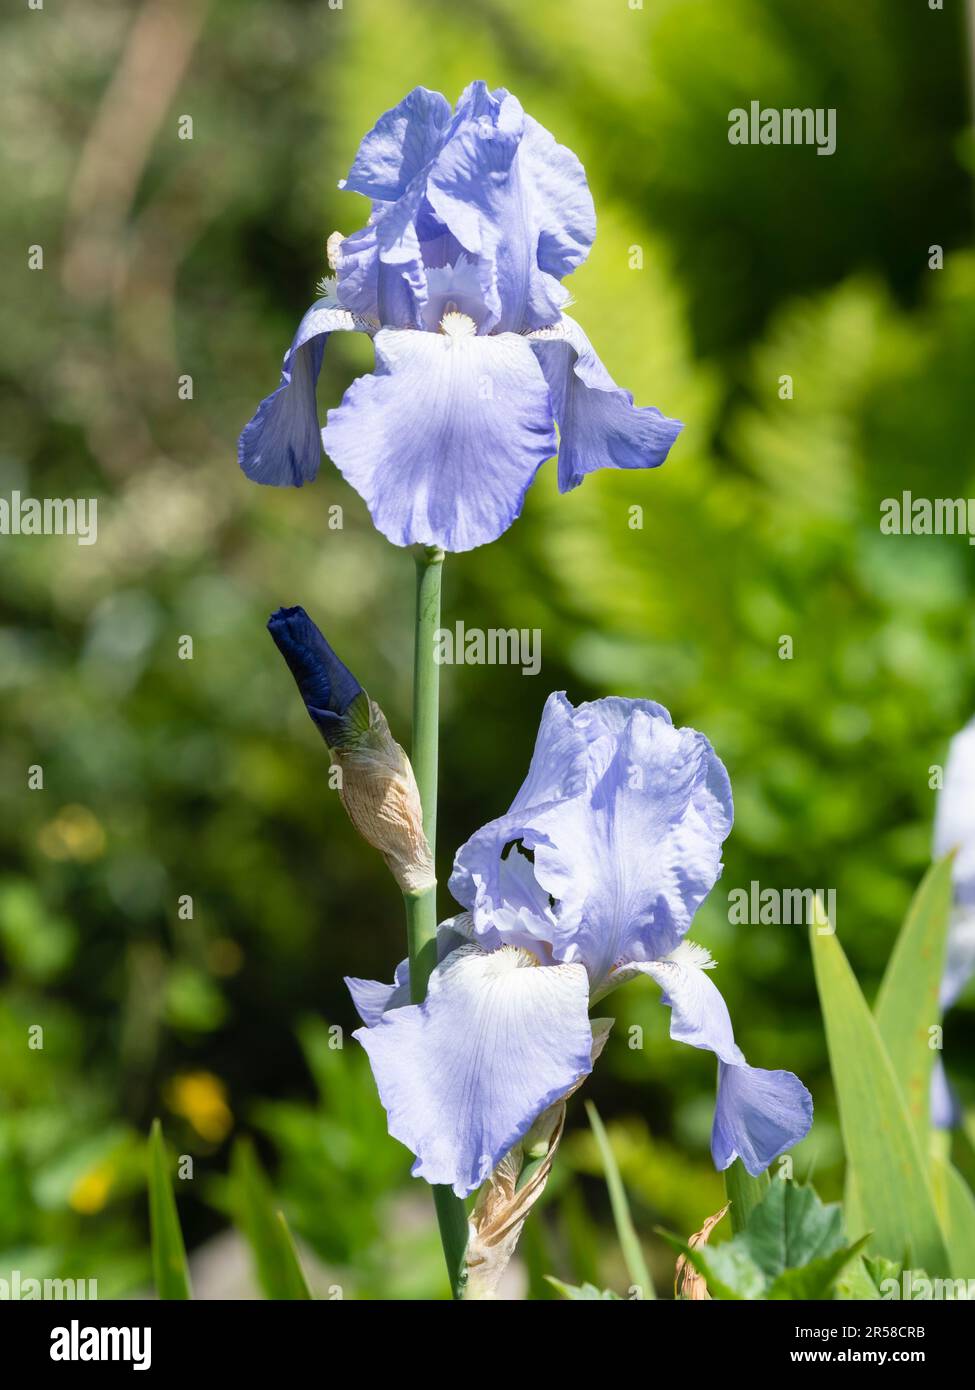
37, 805, 106, 862
165, 1071, 233, 1143
70, 1162, 115, 1215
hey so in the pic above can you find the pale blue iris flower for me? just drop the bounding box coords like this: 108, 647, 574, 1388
932, 716, 975, 1127
348, 693, 813, 1198
239, 83, 682, 552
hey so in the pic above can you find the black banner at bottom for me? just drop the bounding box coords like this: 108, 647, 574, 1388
0, 1295, 967, 1374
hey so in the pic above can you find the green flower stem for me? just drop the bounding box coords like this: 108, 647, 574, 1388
404, 543, 469, 1298
724, 1159, 770, 1234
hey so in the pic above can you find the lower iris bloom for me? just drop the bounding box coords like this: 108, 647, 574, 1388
348, 693, 813, 1197
239, 82, 682, 553
932, 715, 975, 1127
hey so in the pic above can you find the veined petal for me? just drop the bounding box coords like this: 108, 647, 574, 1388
712, 1062, 814, 1175
426, 91, 591, 334
531, 706, 733, 979
345, 915, 478, 1026
449, 691, 590, 924
353, 943, 593, 1197
322, 328, 557, 552
239, 298, 368, 487
635, 949, 813, 1175
450, 694, 690, 953
529, 315, 683, 492
341, 87, 452, 203
521, 113, 596, 283
346, 957, 410, 1027
336, 219, 426, 330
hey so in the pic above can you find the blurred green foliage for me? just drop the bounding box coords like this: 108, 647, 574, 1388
0, 0, 973, 1298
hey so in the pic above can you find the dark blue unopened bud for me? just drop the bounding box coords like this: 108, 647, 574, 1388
267, 606, 365, 748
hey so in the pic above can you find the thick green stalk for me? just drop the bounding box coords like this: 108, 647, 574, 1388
404, 544, 469, 1298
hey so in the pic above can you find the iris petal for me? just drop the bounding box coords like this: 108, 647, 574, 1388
530, 707, 733, 979
354, 943, 593, 1197
322, 327, 557, 552
346, 958, 410, 1027
341, 87, 452, 203
345, 915, 477, 1027
530, 315, 683, 492
450, 695, 709, 971
426, 91, 593, 333
449, 691, 591, 925
637, 954, 813, 1175
239, 299, 367, 487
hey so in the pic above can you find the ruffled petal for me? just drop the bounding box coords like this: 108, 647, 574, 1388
529, 315, 683, 492
322, 328, 556, 552
449, 694, 692, 960
635, 949, 813, 1175
530, 706, 733, 980
239, 299, 368, 486
353, 943, 593, 1197
341, 87, 452, 203
336, 218, 425, 330
425, 90, 592, 333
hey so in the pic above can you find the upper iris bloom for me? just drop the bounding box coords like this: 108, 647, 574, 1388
239, 83, 682, 552
931, 715, 975, 1127
347, 694, 813, 1197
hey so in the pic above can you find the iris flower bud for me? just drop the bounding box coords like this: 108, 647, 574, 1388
268, 607, 434, 894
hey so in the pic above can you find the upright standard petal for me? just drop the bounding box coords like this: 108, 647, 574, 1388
322, 327, 557, 552
450, 694, 696, 952
267, 605, 363, 746
239, 298, 368, 487
449, 692, 589, 921
530, 707, 733, 979
341, 87, 452, 203
530, 315, 683, 492
636, 948, 813, 1175
354, 944, 593, 1197
426, 90, 594, 333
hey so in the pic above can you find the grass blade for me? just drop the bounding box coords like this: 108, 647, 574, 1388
273, 1210, 314, 1300
874, 856, 954, 1143
933, 1157, 975, 1281
148, 1119, 192, 1300
585, 1101, 655, 1299
810, 908, 950, 1275
232, 1138, 312, 1299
